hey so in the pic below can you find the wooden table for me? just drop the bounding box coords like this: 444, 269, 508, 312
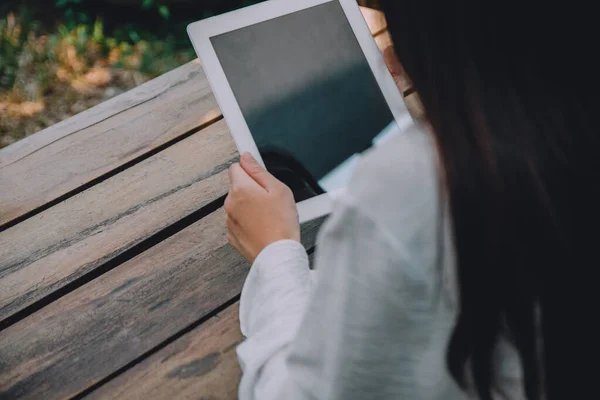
0, 8, 419, 399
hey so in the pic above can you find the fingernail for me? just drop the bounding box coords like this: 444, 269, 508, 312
242, 152, 257, 164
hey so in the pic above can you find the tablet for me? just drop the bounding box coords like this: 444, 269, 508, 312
187, 0, 413, 222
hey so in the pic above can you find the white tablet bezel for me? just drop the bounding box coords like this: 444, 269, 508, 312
187, 0, 413, 222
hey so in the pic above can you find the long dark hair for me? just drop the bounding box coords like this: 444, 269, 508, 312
381, 1, 598, 399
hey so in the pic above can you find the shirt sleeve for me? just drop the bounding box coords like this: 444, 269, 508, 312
237, 239, 313, 399
237, 195, 464, 400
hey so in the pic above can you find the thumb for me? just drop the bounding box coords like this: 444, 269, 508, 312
240, 153, 277, 189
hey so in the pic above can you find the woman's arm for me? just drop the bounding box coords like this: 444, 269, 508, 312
236, 239, 312, 399
237, 193, 463, 400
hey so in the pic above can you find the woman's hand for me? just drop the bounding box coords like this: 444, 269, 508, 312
225, 153, 301, 263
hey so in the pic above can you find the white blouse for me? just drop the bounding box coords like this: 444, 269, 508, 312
237, 125, 525, 400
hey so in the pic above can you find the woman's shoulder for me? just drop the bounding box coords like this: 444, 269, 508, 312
347, 123, 443, 240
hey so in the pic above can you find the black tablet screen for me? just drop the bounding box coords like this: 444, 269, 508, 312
211, 0, 396, 201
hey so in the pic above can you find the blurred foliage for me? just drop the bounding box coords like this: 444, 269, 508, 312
1, 13, 194, 94
2, 2, 191, 93
0, 0, 272, 94
0, 0, 265, 146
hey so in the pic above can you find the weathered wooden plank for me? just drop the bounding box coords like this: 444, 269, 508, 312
0, 61, 221, 228
0, 6, 384, 171
0, 9, 391, 325
0, 211, 323, 400
0, 120, 236, 325
87, 303, 243, 400
86, 254, 317, 400
0, 60, 207, 170
0, 7, 387, 229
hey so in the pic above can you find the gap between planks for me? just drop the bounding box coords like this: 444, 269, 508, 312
0, 38, 419, 336
72, 295, 242, 400
83, 301, 244, 400
0, 194, 227, 332
0, 18, 400, 329
0, 7, 390, 231
0, 7, 412, 398
0, 61, 222, 229
0, 119, 239, 329
0, 114, 223, 232
0, 26, 417, 234
80, 252, 317, 399
0, 210, 324, 400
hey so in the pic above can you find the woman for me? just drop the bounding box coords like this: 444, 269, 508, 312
225, 0, 597, 399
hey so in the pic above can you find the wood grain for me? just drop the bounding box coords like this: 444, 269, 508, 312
0, 211, 323, 400
0, 7, 391, 325
0, 120, 236, 325
0, 7, 388, 399
0, 6, 384, 170
87, 303, 243, 400
0, 7, 388, 229
0, 61, 221, 228
0, 61, 208, 169
86, 253, 317, 400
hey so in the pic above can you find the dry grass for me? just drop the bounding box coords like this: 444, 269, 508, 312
0, 12, 193, 148
0, 68, 147, 148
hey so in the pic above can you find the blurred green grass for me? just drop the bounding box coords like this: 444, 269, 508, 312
0, 0, 265, 147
